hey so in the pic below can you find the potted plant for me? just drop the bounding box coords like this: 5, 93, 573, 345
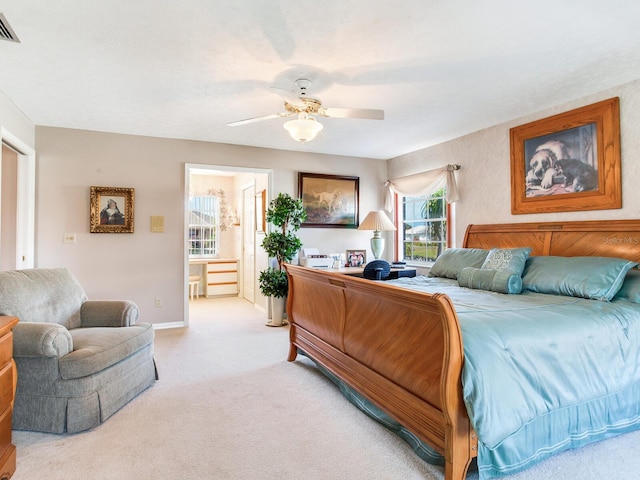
258, 193, 307, 327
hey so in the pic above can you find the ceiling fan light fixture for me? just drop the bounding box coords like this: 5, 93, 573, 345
283, 113, 323, 143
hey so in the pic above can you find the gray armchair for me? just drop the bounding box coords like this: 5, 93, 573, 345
0, 268, 156, 433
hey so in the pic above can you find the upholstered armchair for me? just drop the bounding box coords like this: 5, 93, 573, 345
0, 268, 156, 433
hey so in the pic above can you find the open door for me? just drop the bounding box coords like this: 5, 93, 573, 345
1, 130, 35, 270
242, 184, 256, 303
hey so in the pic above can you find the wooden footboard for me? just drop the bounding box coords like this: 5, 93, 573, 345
285, 265, 477, 480
285, 220, 640, 479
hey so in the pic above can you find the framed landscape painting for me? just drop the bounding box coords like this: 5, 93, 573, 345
510, 97, 621, 214
298, 172, 359, 228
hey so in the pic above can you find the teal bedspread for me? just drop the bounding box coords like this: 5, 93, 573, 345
386, 275, 640, 478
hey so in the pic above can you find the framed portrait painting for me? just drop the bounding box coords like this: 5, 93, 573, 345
90, 186, 135, 233
510, 97, 621, 214
298, 172, 359, 228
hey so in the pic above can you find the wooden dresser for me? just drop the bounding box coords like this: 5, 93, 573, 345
0, 317, 18, 480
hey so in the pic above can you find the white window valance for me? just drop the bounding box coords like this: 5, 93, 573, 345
384, 164, 460, 212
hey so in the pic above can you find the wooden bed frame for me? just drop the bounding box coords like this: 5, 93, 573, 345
284, 219, 640, 480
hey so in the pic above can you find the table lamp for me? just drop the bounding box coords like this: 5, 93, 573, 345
358, 210, 396, 259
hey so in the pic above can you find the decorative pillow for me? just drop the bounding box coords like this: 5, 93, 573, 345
613, 269, 640, 303
522, 256, 638, 301
428, 248, 489, 279
458, 267, 523, 294
481, 247, 532, 276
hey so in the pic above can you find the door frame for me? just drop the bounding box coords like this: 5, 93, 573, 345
0, 127, 35, 269
183, 163, 271, 327
241, 182, 256, 304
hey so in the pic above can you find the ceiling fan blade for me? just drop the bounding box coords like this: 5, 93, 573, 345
319, 107, 384, 120
226, 112, 291, 127
270, 86, 306, 107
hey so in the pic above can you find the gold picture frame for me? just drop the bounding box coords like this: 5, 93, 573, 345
90, 186, 135, 233
510, 97, 621, 214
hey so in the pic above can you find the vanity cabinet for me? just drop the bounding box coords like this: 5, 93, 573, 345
206, 260, 239, 297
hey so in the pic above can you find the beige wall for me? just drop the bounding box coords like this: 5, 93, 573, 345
11, 78, 640, 326
34, 127, 387, 325
389, 78, 640, 246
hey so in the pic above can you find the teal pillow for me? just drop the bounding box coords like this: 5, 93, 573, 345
458, 267, 523, 294
522, 256, 638, 301
613, 269, 640, 303
428, 248, 489, 279
481, 247, 532, 276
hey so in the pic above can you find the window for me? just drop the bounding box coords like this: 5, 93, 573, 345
188, 195, 219, 257
400, 187, 448, 264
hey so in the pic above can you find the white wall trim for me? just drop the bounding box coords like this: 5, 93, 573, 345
152, 321, 185, 330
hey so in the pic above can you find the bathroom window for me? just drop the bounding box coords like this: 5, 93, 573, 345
188, 196, 219, 257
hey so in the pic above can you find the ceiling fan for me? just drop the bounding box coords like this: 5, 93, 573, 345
226, 78, 384, 143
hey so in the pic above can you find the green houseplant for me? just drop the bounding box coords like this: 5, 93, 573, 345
258, 193, 307, 326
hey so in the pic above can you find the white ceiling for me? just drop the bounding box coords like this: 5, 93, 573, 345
2, 1, 640, 160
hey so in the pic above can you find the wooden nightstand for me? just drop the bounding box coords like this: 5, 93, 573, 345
0, 316, 18, 480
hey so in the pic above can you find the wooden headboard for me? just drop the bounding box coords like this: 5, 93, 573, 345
463, 219, 640, 264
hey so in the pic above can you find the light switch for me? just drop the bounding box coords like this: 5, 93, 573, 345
63, 233, 77, 244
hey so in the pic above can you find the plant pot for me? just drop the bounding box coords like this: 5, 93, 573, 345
266, 296, 287, 327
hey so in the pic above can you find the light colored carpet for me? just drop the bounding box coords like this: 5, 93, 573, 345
11, 297, 640, 479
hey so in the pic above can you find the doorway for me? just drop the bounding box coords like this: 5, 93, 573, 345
184, 163, 270, 326
242, 184, 256, 303
0, 130, 35, 271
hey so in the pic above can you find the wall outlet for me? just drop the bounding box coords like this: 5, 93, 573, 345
155, 298, 162, 308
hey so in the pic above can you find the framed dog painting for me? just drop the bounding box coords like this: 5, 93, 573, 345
510, 97, 621, 214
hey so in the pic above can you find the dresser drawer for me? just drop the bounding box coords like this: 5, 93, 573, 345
0, 333, 12, 368
0, 365, 12, 415
207, 284, 239, 296
207, 261, 238, 273
0, 407, 15, 480
208, 272, 237, 284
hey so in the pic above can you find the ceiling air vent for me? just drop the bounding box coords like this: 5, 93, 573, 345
0, 13, 20, 43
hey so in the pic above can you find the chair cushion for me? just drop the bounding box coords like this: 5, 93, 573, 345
0, 268, 87, 329
59, 324, 154, 380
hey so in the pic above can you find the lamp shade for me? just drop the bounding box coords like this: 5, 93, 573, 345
283, 113, 323, 143
358, 210, 396, 231
358, 211, 396, 260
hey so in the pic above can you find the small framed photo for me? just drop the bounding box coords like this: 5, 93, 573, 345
90, 186, 135, 233
346, 249, 366, 267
